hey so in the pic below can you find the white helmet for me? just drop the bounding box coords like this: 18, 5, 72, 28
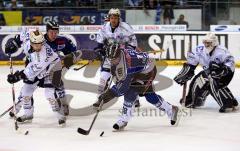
108, 8, 121, 17
30, 30, 45, 44
202, 33, 219, 51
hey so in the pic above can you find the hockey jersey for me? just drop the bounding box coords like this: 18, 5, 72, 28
187, 44, 235, 72
110, 48, 154, 96
19, 27, 76, 56
23, 42, 60, 81
96, 21, 137, 48
44, 34, 76, 56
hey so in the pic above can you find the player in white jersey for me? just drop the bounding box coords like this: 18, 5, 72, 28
174, 33, 238, 112
7, 30, 66, 125
5, 22, 71, 118
93, 8, 140, 107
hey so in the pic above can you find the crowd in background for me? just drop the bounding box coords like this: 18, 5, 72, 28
0, 0, 216, 9
0, 0, 239, 30
0, 0, 97, 9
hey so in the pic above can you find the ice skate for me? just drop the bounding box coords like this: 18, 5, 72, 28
113, 119, 128, 131
16, 114, 33, 123
58, 117, 66, 127
171, 106, 181, 126
134, 100, 140, 108
57, 111, 66, 127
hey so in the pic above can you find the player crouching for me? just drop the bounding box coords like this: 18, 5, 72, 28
96, 43, 181, 130
7, 30, 66, 126
174, 33, 238, 113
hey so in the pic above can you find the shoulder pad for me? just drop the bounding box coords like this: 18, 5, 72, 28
216, 45, 228, 52
120, 22, 133, 31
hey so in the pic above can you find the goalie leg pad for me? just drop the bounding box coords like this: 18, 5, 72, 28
185, 71, 210, 108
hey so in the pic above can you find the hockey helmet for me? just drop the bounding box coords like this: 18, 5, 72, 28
108, 8, 121, 17
46, 21, 59, 31
202, 33, 219, 52
30, 30, 45, 44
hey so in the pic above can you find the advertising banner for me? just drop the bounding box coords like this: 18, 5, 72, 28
0, 33, 230, 61
22, 9, 125, 25
0, 11, 22, 25
211, 25, 240, 32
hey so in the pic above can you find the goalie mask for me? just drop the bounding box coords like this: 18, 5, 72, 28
202, 33, 219, 53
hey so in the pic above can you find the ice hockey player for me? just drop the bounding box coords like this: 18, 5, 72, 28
174, 33, 238, 112
94, 42, 181, 130
7, 30, 67, 126
5, 21, 76, 117
94, 8, 140, 108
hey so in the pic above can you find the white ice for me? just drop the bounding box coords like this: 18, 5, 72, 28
0, 65, 239, 151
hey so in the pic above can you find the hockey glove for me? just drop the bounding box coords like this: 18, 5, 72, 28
5, 35, 21, 55
63, 53, 74, 69
7, 70, 26, 84
174, 63, 196, 85
98, 89, 116, 105
209, 61, 231, 79
63, 51, 83, 68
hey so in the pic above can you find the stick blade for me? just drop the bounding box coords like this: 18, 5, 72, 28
77, 127, 89, 135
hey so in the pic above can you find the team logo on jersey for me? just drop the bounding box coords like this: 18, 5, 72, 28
58, 44, 65, 50
117, 68, 123, 77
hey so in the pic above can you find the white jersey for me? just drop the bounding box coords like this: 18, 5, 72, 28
187, 44, 235, 72
23, 42, 60, 80
96, 21, 137, 47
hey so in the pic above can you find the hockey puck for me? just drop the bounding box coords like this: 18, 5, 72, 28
24, 131, 29, 135
100, 131, 104, 137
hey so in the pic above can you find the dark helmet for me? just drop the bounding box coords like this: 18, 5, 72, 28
46, 21, 59, 31
105, 42, 121, 60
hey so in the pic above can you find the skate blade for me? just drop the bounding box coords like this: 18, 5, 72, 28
173, 108, 183, 127
17, 119, 33, 124
232, 106, 239, 112
58, 123, 66, 128
112, 128, 125, 132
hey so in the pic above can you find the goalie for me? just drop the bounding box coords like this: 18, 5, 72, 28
174, 33, 238, 112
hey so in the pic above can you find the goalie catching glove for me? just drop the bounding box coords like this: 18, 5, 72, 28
174, 63, 196, 85
208, 61, 232, 79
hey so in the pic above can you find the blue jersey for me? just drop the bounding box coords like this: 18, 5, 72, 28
44, 34, 76, 55
110, 48, 155, 96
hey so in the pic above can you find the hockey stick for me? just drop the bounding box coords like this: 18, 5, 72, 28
9, 56, 19, 131
0, 100, 21, 118
77, 100, 104, 135
147, 39, 173, 59
77, 78, 113, 135
73, 61, 90, 71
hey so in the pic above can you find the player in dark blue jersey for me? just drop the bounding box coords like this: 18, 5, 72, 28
45, 21, 76, 55
62, 42, 181, 130
99, 43, 181, 130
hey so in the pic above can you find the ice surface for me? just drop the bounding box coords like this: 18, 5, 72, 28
0, 66, 239, 151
